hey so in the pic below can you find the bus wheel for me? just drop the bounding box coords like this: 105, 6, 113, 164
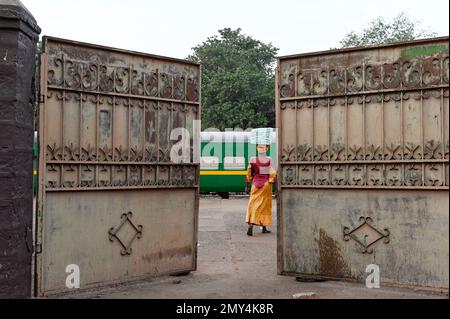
218, 192, 229, 199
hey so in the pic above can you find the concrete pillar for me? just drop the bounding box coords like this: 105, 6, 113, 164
0, 0, 40, 298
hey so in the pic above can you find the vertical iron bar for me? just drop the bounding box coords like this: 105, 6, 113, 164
419, 61, 424, 187
61, 91, 65, 187
344, 69, 349, 185
421, 90, 425, 186
441, 58, 445, 161
128, 98, 131, 186
79, 92, 82, 186
169, 74, 174, 184
142, 100, 146, 185
112, 96, 115, 162
295, 100, 299, 184
294, 66, 299, 183
112, 67, 116, 166
345, 96, 348, 185
441, 88, 445, 184
312, 101, 315, 185
156, 69, 160, 183
143, 100, 146, 162
96, 95, 99, 189
363, 96, 366, 185
381, 92, 385, 185
327, 66, 331, 183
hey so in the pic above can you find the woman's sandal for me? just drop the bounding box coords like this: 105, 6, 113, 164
262, 227, 271, 234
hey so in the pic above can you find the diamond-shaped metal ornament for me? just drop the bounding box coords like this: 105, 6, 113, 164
343, 217, 390, 254
108, 212, 143, 256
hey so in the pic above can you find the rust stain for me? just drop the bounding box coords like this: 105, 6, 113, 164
319, 229, 351, 277
142, 246, 193, 262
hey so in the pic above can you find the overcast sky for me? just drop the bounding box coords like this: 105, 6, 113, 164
21, 0, 449, 59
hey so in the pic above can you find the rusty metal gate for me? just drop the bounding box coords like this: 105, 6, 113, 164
36, 37, 200, 296
276, 37, 449, 289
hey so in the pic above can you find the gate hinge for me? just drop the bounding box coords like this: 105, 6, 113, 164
39, 94, 45, 104
34, 243, 42, 254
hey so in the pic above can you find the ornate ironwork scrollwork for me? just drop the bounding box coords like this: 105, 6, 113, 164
108, 212, 143, 256
343, 217, 390, 254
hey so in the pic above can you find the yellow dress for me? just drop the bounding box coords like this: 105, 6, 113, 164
245, 157, 276, 226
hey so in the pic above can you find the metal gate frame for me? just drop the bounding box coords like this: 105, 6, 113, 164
275, 37, 449, 289
35, 36, 201, 296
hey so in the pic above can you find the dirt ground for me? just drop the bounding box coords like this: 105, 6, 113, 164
62, 196, 447, 299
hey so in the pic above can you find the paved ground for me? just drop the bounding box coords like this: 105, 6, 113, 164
65, 197, 446, 299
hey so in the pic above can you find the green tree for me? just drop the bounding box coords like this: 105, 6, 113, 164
340, 12, 438, 48
189, 28, 278, 130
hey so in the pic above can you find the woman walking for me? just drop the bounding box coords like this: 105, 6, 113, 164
245, 129, 276, 236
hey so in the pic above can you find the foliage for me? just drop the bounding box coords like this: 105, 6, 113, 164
189, 28, 278, 130
340, 12, 438, 48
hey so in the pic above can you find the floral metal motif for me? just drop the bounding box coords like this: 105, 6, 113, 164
385, 164, 402, 186
366, 144, 382, 160
278, 45, 448, 191
331, 165, 346, 185
314, 145, 329, 161
347, 66, 363, 92
280, 73, 295, 98
297, 145, 313, 161
367, 165, 384, 186
330, 144, 345, 161
329, 68, 345, 94
281, 144, 296, 162
80, 145, 97, 161
108, 212, 143, 256
98, 146, 113, 162
404, 164, 422, 186
424, 140, 442, 159
44, 162, 198, 190
298, 166, 313, 185
280, 162, 446, 188
348, 145, 363, 161
315, 165, 330, 185
404, 143, 422, 160
280, 55, 447, 99
47, 54, 200, 102
383, 62, 401, 89
384, 143, 402, 160
283, 166, 296, 185
365, 65, 382, 90
343, 217, 390, 254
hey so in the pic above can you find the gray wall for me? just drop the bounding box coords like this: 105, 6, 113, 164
0, 0, 40, 298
